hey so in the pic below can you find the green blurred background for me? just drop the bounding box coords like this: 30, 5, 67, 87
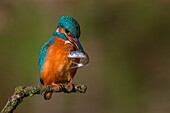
0, 0, 170, 113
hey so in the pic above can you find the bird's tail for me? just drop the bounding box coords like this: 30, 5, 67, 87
44, 92, 53, 100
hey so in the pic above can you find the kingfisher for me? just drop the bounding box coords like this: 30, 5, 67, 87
38, 16, 89, 100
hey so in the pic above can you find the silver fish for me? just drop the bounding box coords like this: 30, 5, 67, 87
67, 51, 87, 58
67, 51, 90, 69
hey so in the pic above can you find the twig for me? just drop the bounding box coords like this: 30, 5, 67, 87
1, 84, 87, 113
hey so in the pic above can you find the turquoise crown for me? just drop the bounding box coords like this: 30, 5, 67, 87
57, 16, 81, 38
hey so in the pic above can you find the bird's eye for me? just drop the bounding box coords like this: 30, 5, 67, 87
65, 29, 72, 37
65, 29, 69, 34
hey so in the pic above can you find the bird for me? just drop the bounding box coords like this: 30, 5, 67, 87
38, 16, 88, 100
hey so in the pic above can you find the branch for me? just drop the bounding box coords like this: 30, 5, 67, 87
1, 84, 87, 113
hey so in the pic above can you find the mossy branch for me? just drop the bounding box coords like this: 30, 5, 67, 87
1, 84, 87, 113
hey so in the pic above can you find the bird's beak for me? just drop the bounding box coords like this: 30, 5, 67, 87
67, 36, 84, 51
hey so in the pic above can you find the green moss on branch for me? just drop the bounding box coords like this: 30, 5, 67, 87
1, 84, 87, 113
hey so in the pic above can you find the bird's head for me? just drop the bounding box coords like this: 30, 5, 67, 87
56, 16, 83, 51
57, 16, 80, 39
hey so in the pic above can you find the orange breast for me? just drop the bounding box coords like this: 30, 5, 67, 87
41, 37, 79, 85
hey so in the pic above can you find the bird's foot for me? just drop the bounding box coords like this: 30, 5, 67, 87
51, 83, 61, 90
64, 82, 74, 92
68, 82, 74, 91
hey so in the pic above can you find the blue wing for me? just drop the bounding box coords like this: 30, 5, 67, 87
38, 36, 55, 73
38, 35, 56, 85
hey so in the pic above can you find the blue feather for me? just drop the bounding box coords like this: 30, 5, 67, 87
58, 16, 80, 38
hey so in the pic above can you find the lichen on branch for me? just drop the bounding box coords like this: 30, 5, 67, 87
1, 84, 87, 113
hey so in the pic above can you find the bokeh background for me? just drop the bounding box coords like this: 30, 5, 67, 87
0, 0, 170, 113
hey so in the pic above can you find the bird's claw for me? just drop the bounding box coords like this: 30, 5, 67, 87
51, 83, 61, 90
